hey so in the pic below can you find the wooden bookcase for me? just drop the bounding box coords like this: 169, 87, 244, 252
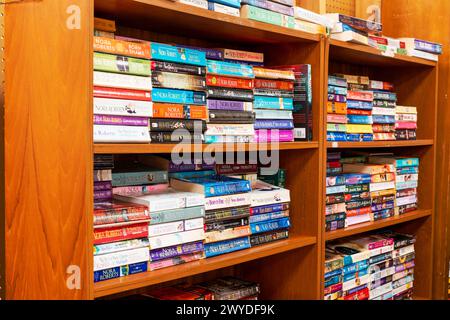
0, 0, 439, 300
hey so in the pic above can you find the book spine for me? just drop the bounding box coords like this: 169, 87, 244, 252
150, 132, 204, 143
206, 75, 254, 89
93, 125, 151, 143
206, 60, 254, 78
328, 86, 348, 96
94, 181, 112, 191
206, 124, 255, 136
93, 223, 149, 245
255, 129, 294, 142
149, 241, 204, 262
254, 96, 294, 110
94, 114, 149, 126
327, 101, 347, 114
93, 86, 152, 101
149, 252, 205, 271
328, 94, 347, 103
254, 89, 294, 98
254, 109, 293, 119
150, 42, 207, 66
148, 228, 205, 250
94, 170, 112, 182
414, 39, 442, 54
179, 0, 208, 9
94, 71, 153, 91
94, 17, 116, 32
250, 217, 290, 234
94, 190, 113, 201
205, 226, 251, 243
94, 261, 148, 283
94, 207, 149, 226
152, 88, 207, 105
207, 99, 253, 111
94, 247, 149, 271
249, 211, 289, 223
149, 119, 206, 132
250, 229, 289, 246
112, 171, 168, 187
216, 164, 258, 175
241, 5, 295, 29
93, 52, 151, 76
93, 37, 151, 59
152, 103, 208, 120
93, 98, 153, 117
254, 78, 294, 91
151, 60, 206, 76
250, 203, 290, 215
150, 206, 205, 225
347, 91, 374, 102
208, 2, 240, 16
205, 193, 251, 211
93, 238, 150, 256
347, 115, 373, 125
222, 48, 264, 63
112, 184, 169, 196
151, 71, 206, 91
207, 88, 254, 101
204, 236, 251, 258
148, 220, 185, 237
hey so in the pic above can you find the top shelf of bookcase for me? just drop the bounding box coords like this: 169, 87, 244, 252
94, 0, 321, 45
329, 40, 438, 67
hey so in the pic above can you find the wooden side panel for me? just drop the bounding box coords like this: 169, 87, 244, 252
0, 0, 5, 301
4, 0, 93, 299
382, 0, 450, 300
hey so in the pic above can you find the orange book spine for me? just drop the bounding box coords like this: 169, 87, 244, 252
327, 101, 347, 115
206, 75, 254, 89
94, 36, 151, 59
152, 103, 208, 120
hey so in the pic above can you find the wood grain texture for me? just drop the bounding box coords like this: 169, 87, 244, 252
0, 1, 5, 301
382, 0, 449, 299
4, 0, 93, 299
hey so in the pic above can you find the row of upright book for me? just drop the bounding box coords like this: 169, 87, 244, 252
93, 154, 291, 282
327, 74, 417, 142
326, 152, 419, 231
93, 18, 312, 144
325, 231, 416, 300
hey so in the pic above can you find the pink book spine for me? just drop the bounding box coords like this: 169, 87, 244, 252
327, 114, 347, 124
255, 130, 294, 143
112, 184, 170, 196
395, 122, 417, 130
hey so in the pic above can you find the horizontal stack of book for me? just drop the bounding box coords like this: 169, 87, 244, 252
326, 152, 346, 232
216, 163, 259, 186
395, 106, 418, 140
241, 0, 295, 29
325, 231, 416, 300
132, 276, 260, 300
327, 76, 348, 142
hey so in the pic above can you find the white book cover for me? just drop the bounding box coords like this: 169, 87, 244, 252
392, 281, 413, 296
407, 49, 439, 62
94, 97, 153, 117
94, 125, 151, 143
250, 181, 290, 208
94, 247, 150, 271
209, 2, 240, 16
342, 274, 370, 292
93, 71, 152, 90
395, 113, 418, 122
254, 109, 293, 120
392, 268, 414, 282
345, 214, 371, 227
369, 282, 393, 299
148, 228, 205, 250
206, 124, 255, 136
331, 31, 369, 46
370, 181, 396, 192
370, 267, 395, 282
184, 217, 205, 231
204, 193, 251, 211
372, 107, 396, 116
396, 106, 417, 114
295, 7, 334, 28
393, 244, 415, 259
396, 174, 419, 183
148, 220, 185, 238
178, 0, 208, 10
114, 189, 205, 212
94, 238, 150, 256
396, 195, 418, 207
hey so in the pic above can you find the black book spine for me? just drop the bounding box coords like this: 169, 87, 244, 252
150, 132, 204, 143
149, 119, 206, 132
151, 60, 206, 76
207, 88, 254, 102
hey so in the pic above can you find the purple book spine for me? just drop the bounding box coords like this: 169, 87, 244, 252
168, 162, 216, 173
207, 99, 245, 111
94, 181, 113, 191
94, 115, 149, 126
150, 241, 204, 262
241, 0, 294, 16
255, 130, 294, 142
179, 45, 224, 60
94, 190, 113, 201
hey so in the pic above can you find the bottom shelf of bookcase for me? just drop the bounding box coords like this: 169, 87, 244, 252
325, 209, 432, 241
93, 235, 317, 298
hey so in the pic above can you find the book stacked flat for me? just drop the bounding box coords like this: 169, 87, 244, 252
93, 33, 152, 143
399, 38, 443, 62
324, 249, 344, 300
343, 163, 396, 223
208, 0, 241, 16
327, 76, 348, 142
249, 181, 291, 246
395, 106, 418, 140
370, 156, 420, 216
370, 81, 397, 141
325, 152, 346, 232
241, 0, 295, 29
258, 168, 287, 188
94, 154, 114, 204
216, 163, 259, 186
379, 231, 416, 300
253, 67, 296, 142
150, 43, 208, 143
171, 175, 252, 258
327, 13, 382, 46
205, 56, 256, 144
294, 5, 331, 35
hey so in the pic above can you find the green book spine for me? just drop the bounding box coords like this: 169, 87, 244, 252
150, 206, 205, 225
93, 52, 151, 76
242, 5, 295, 29
112, 170, 168, 187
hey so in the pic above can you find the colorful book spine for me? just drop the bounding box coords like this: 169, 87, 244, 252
250, 229, 289, 246
149, 252, 205, 271
152, 103, 208, 120
207, 99, 253, 111
150, 132, 204, 143
254, 96, 294, 110
149, 119, 206, 132
94, 181, 112, 191
112, 170, 167, 187
206, 74, 254, 89
151, 71, 206, 91
94, 261, 148, 283
169, 170, 216, 180
208, 2, 240, 16
93, 223, 149, 245
93, 238, 150, 256
93, 52, 151, 76
93, 125, 151, 143
205, 193, 251, 211
94, 247, 149, 271
152, 88, 207, 105
93, 37, 151, 59
241, 0, 294, 16
206, 60, 254, 78
93, 71, 152, 91
221, 48, 264, 64
93, 86, 152, 101
150, 206, 205, 225
207, 88, 254, 101
254, 119, 294, 130
249, 211, 289, 223
94, 115, 149, 126
93, 98, 153, 117
151, 60, 206, 76
250, 217, 291, 234
204, 236, 251, 258
150, 241, 204, 262
205, 226, 251, 243
250, 203, 290, 215
150, 42, 207, 66
209, 0, 241, 8
241, 5, 295, 29
255, 130, 294, 142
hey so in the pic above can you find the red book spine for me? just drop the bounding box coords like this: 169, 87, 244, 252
347, 91, 374, 102
94, 209, 150, 226
327, 161, 342, 169
206, 75, 254, 89
369, 36, 388, 45
324, 283, 343, 296
395, 122, 417, 130
347, 109, 372, 116
344, 288, 370, 300
346, 207, 372, 217
93, 86, 152, 101
254, 79, 294, 91
93, 223, 148, 245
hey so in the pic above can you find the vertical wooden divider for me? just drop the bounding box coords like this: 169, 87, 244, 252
4, 0, 93, 299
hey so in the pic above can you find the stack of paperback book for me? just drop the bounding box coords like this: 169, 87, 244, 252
253, 67, 295, 142
93, 35, 152, 143
171, 175, 253, 258
399, 37, 443, 62
327, 76, 348, 142
327, 13, 383, 46
150, 43, 208, 143
370, 156, 420, 215
325, 152, 346, 232
249, 180, 291, 246
208, 0, 241, 16
372, 86, 397, 141
205, 51, 258, 144
216, 163, 259, 186
395, 105, 418, 140
294, 5, 331, 35
258, 168, 287, 188
241, 0, 295, 29
94, 154, 114, 203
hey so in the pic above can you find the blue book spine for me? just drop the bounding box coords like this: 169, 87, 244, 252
254, 119, 294, 130
250, 217, 291, 234
342, 260, 370, 274
207, 60, 254, 78
373, 91, 397, 101
325, 275, 343, 287
345, 174, 372, 185
328, 85, 348, 96
94, 261, 148, 283
347, 100, 373, 110
345, 284, 368, 296
415, 39, 443, 54
112, 170, 168, 187
152, 88, 207, 105
209, 0, 241, 8
324, 268, 343, 279
396, 181, 419, 190
202, 180, 252, 197
396, 158, 419, 168
372, 209, 394, 221
251, 203, 290, 215
254, 96, 294, 110
326, 185, 346, 195
372, 115, 395, 124
169, 170, 216, 180
179, 45, 224, 60
343, 267, 369, 282
249, 211, 289, 224
204, 236, 251, 258
397, 167, 419, 175
328, 76, 347, 88
347, 115, 373, 124
371, 201, 395, 212
346, 134, 373, 142
151, 42, 207, 66
326, 175, 347, 187
327, 131, 347, 141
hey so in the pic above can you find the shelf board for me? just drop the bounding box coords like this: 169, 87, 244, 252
325, 209, 432, 241
93, 235, 317, 298
327, 139, 434, 149
94, 0, 320, 45
329, 40, 437, 67
94, 142, 319, 154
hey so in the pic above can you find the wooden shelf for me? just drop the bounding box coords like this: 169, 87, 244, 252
329, 40, 437, 67
93, 235, 317, 298
327, 140, 434, 149
94, 142, 320, 154
94, 0, 320, 45
325, 210, 432, 241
